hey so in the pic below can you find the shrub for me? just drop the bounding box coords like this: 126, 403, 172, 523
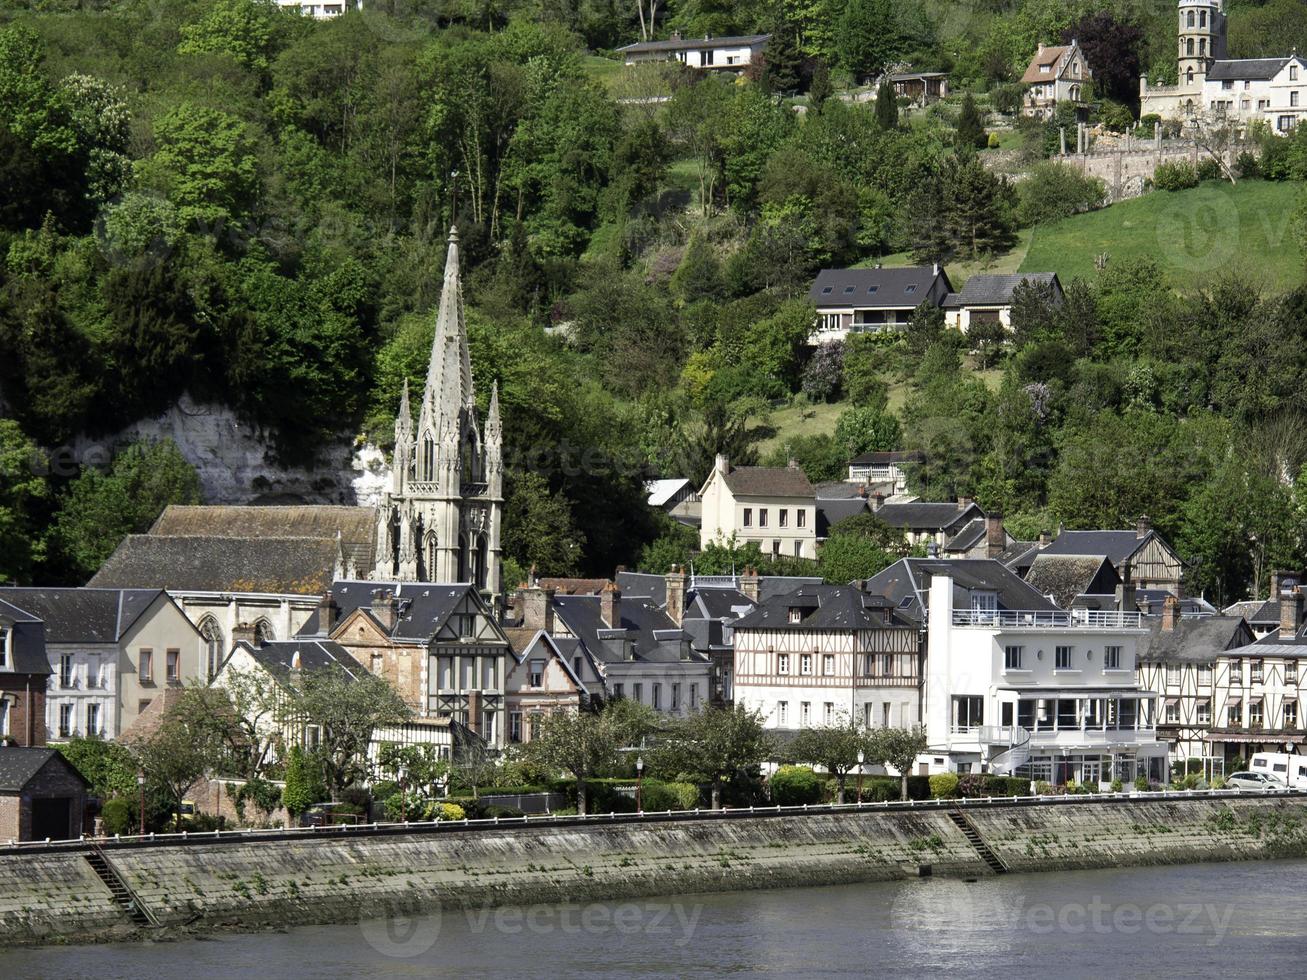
991, 83, 1023, 115
1099, 101, 1134, 133
101, 796, 133, 835
1152, 160, 1198, 191
987, 132, 1000, 149
1236, 151, 1261, 179
1111, 778, 1123, 793
1134, 775, 1150, 792
481, 804, 524, 819
770, 766, 824, 805
1016, 162, 1105, 226
957, 774, 1027, 798
1196, 157, 1223, 181
432, 802, 465, 821
929, 773, 960, 799
801, 341, 844, 402
641, 780, 701, 811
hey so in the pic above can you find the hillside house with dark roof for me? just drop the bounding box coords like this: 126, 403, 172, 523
1014, 517, 1186, 596
942, 273, 1062, 333
699, 455, 818, 560
0, 747, 90, 841
816, 490, 988, 551
0, 599, 51, 747
0, 588, 202, 743
617, 32, 769, 70
808, 265, 953, 343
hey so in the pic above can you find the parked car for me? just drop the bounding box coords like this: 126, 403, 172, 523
1225, 771, 1287, 791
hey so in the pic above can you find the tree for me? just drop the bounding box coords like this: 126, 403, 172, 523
909, 152, 1016, 263
56, 736, 138, 802
0, 420, 48, 584
1063, 12, 1142, 108
836, 0, 901, 82
834, 406, 902, 458
285, 667, 411, 799
135, 704, 220, 828
801, 341, 844, 402
869, 726, 927, 800
842, 335, 891, 410
178, 0, 284, 78
527, 709, 618, 815
874, 74, 898, 131
670, 235, 723, 304
969, 318, 1008, 369
791, 718, 874, 803
819, 533, 895, 585
283, 745, 325, 818
503, 470, 586, 577
955, 93, 987, 150
1015, 161, 1105, 227
51, 439, 201, 580
668, 705, 772, 809
187, 675, 280, 779
808, 60, 833, 111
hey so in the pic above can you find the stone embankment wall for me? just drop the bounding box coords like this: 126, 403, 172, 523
2, 796, 1305, 946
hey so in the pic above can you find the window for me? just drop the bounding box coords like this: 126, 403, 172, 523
672, 683, 681, 711
138, 648, 153, 684
1197, 700, 1211, 724
529, 660, 544, 687
138, 698, 152, 715
1280, 115, 1296, 132
613, 683, 624, 699
1004, 645, 1023, 670
1285, 701, 1299, 729
800, 701, 811, 726
633, 682, 643, 702
1166, 664, 1181, 685
689, 684, 697, 709
483, 659, 498, 690
1222, 80, 1233, 90
800, 653, 812, 675
794, 541, 803, 557
1164, 699, 1180, 724
777, 701, 788, 725
652, 683, 662, 710
743, 508, 752, 528
1230, 660, 1243, 685
788, 608, 802, 624
1287, 660, 1298, 684
1104, 646, 1122, 670
1186, 10, 1194, 27
1292, 91, 1301, 108
1293, 65, 1300, 81
796, 510, 806, 528
824, 702, 835, 724
58, 703, 73, 738
1199, 10, 1207, 27
952, 696, 984, 730
1251, 659, 1264, 683
882, 703, 891, 727
1055, 646, 1073, 670
822, 654, 835, 676
779, 509, 788, 529
59, 654, 74, 689
166, 649, 180, 684
0, 626, 9, 668
778, 653, 790, 674
759, 509, 769, 529
510, 712, 523, 742
1198, 664, 1213, 685
1249, 700, 1265, 729
1227, 702, 1242, 727
879, 653, 893, 677
86, 703, 100, 736
0, 699, 7, 737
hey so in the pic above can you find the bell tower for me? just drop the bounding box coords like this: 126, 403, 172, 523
1178, 0, 1227, 88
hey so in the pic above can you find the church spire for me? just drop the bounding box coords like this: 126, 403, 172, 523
421, 225, 473, 436
395, 378, 413, 442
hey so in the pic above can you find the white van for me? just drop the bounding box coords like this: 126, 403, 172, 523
1249, 752, 1307, 789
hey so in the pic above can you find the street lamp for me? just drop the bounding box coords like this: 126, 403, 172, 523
856, 750, 865, 804
137, 771, 146, 836
636, 756, 645, 814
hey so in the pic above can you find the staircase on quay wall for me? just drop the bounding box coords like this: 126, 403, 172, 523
947, 810, 1008, 874
84, 846, 156, 926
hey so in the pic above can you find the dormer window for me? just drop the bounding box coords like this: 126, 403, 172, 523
971, 591, 998, 613
788, 608, 802, 624
843, 285, 855, 294
866, 285, 878, 294
821, 286, 833, 294
905, 284, 917, 294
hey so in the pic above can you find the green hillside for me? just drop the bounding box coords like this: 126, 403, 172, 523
1021, 180, 1306, 290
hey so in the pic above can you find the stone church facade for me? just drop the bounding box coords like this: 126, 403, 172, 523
370, 227, 504, 601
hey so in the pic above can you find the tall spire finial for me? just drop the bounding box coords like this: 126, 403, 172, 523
448, 224, 459, 244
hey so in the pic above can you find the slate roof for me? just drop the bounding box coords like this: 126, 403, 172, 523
874, 501, 982, 532
0, 748, 89, 792
537, 578, 611, 595
721, 464, 815, 498
1136, 615, 1253, 664
688, 587, 756, 622
615, 572, 666, 604
617, 33, 769, 54
758, 576, 824, 601
233, 639, 364, 685
149, 504, 376, 572
942, 273, 1060, 309
1207, 58, 1294, 82
1024, 554, 1118, 609
809, 266, 952, 310
298, 580, 499, 645
1135, 590, 1215, 616
90, 534, 341, 595
553, 594, 697, 665
1038, 530, 1158, 566
733, 584, 903, 631
864, 558, 1058, 623
0, 597, 51, 674
0, 587, 165, 644
817, 498, 871, 536
943, 518, 988, 554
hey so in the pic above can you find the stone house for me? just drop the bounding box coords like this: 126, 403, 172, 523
699, 455, 818, 560
0, 598, 51, 746
0, 747, 90, 842
501, 628, 592, 744
1022, 39, 1091, 119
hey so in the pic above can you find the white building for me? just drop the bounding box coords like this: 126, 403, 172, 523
617, 32, 769, 71
1021, 39, 1091, 119
731, 584, 920, 734
942, 273, 1062, 334
275, 0, 350, 19
699, 455, 818, 561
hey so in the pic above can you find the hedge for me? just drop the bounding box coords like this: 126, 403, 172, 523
929, 773, 960, 799
770, 766, 824, 805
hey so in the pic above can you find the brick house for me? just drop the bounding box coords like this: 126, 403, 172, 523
0, 598, 51, 746
0, 747, 90, 841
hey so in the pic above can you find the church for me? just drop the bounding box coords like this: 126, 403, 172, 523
92, 227, 506, 647
1140, 0, 1306, 133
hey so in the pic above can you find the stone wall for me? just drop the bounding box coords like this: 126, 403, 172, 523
2, 796, 1306, 947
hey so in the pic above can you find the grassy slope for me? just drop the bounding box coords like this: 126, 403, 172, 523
1021, 179, 1306, 290
862, 229, 1033, 287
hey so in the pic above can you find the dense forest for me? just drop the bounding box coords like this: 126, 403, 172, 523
2, 0, 1307, 605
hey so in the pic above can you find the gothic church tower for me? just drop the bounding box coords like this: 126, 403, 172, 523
373, 227, 504, 599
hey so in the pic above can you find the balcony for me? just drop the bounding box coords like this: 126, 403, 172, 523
951, 609, 1142, 629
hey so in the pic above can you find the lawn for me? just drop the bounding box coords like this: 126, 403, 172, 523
1020, 179, 1306, 290
581, 55, 624, 92
864, 229, 1033, 287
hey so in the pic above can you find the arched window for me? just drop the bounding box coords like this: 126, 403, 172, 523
1199, 10, 1206, 28
1187, 68, 1195, 84
458, 534, 470, 584
199, 617, 224, 680
476, 535, 490, 590
1187, 10, 1194, 28
1199, 38, 1206, 56
427, 532, 439, 583
389, 508, 401, 575
421, 434, 435, 482
254, 619, 275, 644
1186, 38, 1194, 56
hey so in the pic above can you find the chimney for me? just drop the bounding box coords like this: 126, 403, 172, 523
665, 565, 687, 626
521, 586, 556, 633
985, 512, 1005, 560
957, 495, 973, 511
932, 262, 940, 276
1115, 562, 1137, 613
466, 691, 481, 735
741, 566, 760, 602
1038, 530, 1052, 548
1281, 588, 1303, 641
232, 621, 258, 647
318, 591, 337, 636
371, 589, 399, 632
787, 457, 800, 471
671, 30, 682, 41
600, 583, 622, 629
871, 492, 885, 513
1136, 514, 1151, 539
1271, 569, 1299, 599
715, 453, 729, 477
1161, 594, 1180, 632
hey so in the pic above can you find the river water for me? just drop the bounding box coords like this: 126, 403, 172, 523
5, 860, 1306, 978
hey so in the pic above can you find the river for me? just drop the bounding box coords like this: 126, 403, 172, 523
5, 859, 1306, 978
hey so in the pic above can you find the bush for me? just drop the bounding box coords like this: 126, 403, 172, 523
641, 780, 700, 811
481, 804, 525, 818
987, 132, 1000, 149
801, 341, 844, 402
101, 796, 133, 835
929, 773, 960, 798
957, 774, 1028, 798
1196, 157, 1223, 181
1236, 151, 1261, 179
991, 83, 1023, 115
1016, 162, 1105, 226
1110, 778, 1123, 793
432, 802, 466, 821
769, 765, 824, 805
1134, 775, 1150, 792
1152, 160, 1198, 191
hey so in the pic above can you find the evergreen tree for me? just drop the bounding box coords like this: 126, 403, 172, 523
761, 26, 804, 95
807, 59, 832, 112
836, 0, 901, 82
955, 93, 987, 150
874, 75, 899, 130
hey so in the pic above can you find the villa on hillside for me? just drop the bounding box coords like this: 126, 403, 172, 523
617, 32, 769, 71
807, 265, 953, 344
1021, 39, 1092, 119
942, 273, 1063, 333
